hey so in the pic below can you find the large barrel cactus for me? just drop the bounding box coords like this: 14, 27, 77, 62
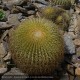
9, 18, 64, 76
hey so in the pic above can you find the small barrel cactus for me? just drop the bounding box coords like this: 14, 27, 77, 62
52, 0, 75, 9
55, 12, 70, 31
40, 6, 57, 19
40, 6, 65, 20
9, 18, 64, 76
56, 15, 63, 24
40, 6, 70, 31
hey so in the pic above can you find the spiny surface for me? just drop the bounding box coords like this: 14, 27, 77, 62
55, 12, 71, 31
40, 6, 70, 31
40, 6, 57, 19
40, 6, 65, 20
9, 18, 64, 76
52, 0, 75, 9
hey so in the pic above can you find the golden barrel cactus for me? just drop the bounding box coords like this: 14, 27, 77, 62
9, 18, 64, 76
40, 6, 57, 19
40, 6, 65, 20
40, 6, 70, 31
52, 0, 75, 9
55, 12, 71, 31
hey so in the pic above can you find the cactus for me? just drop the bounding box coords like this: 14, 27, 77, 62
40, 6, 70, 31
40, 6, 65, 20
55, 12, 70, 31
55, 16, 63, 24
52, 0, 75, 9
62, 12, 71, 23
40, 6, 57, 19
9, 18, 64, 76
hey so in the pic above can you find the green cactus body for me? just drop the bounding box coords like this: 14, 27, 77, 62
56, 16, 63, 24
55, 15, 64, 31
62, 12, 71, 23
52, 0, 75, 9
40, 6, 65, 20
9, 18, 64, 76
55, 12, 70, 31
40, 6, 70, 31
40, 6, 57, 20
